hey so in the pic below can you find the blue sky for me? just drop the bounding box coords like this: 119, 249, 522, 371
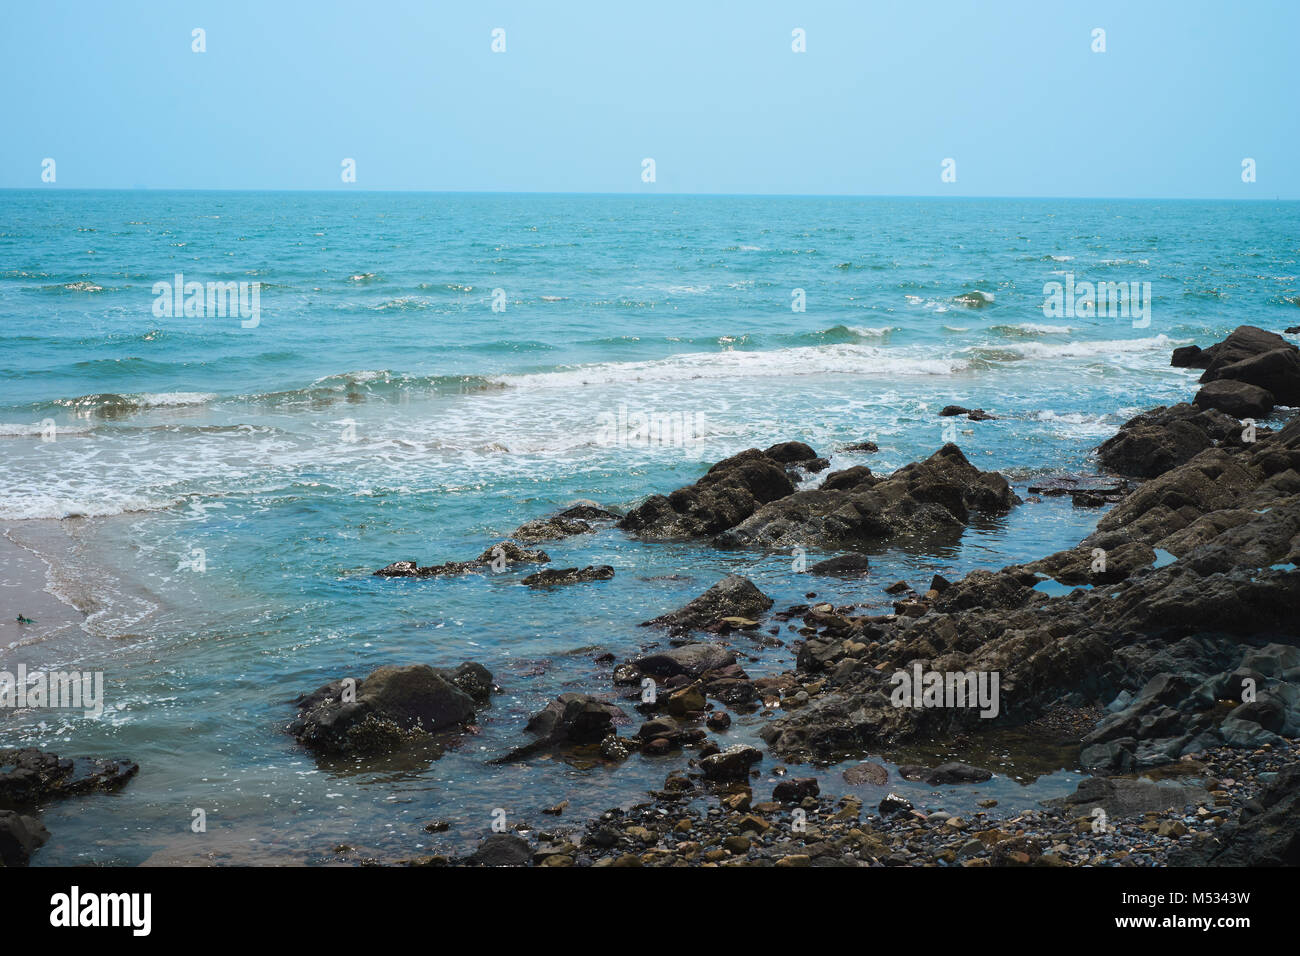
2, 0, 1296, 197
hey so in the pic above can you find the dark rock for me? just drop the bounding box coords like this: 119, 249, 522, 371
898, 761, 993, 785
699, 744, 762, 781
1194, 379, 1275, 419
1079, 739, 1138, 774
879, 793, 913, 815
1201, 347, 1300, 406
763, 441, 820, 464
966, 409, 996, 421
496, 693, 629, 763
772, 777, 820, 803
289, 664, 482, 755
627, 643, 737, 680
820, 466, 877, 492
468, 833, 532, 867
374, 540, 549, 577
524, 693, 626, 744
476, 541, 551, 564
1196, 325, 1297, 380
553, 501, 620, 521
445, 662, 495, 705
511, 516, 594, 543
840, 440, 879, 453
0, 749, 139, 806
0, 810, 49, 866
939, 406, 970, 417
714, 444, 1019, 550
619, 448, 797, 539
642, 575, 773, 632
1096, 404, 1226, 479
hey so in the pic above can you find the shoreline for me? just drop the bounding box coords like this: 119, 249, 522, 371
0, 524, 87, 662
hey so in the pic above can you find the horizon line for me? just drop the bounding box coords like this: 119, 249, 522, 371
1, 187, 1294, 202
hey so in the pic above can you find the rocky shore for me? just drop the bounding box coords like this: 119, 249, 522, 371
396, 324, 1298, 867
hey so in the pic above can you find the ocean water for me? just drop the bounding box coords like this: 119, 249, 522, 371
1, 190, 1297, 864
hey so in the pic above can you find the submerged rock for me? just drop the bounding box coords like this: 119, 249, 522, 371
0, 749, 139, 806
897, 762, 993, 785
494, 692, 629, 763
809, 553, 871, 576
374, 540, 549, 577
1048, 776, 1211, 818
521, 565, 615, 587
622, 643, 737, 680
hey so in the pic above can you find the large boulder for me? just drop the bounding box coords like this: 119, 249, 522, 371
289, 663, 486, 755
1181, 325, 1295, 374
1201, 347, 1300, 406
1095, 404, 1242, 480
1193, 379, 1275, 419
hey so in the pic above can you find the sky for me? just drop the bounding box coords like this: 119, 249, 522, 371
1, 0, 1297, 198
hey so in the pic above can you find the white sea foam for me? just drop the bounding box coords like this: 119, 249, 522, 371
497, 344, 970, 389
0, 491, 177, 521
0, 422, 94, 437
1011, 323, 1073, 334
132, 392, 218, 407
989, 334, 1181, 360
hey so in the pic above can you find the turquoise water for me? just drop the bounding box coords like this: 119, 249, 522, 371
1, 191, 1297, 864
